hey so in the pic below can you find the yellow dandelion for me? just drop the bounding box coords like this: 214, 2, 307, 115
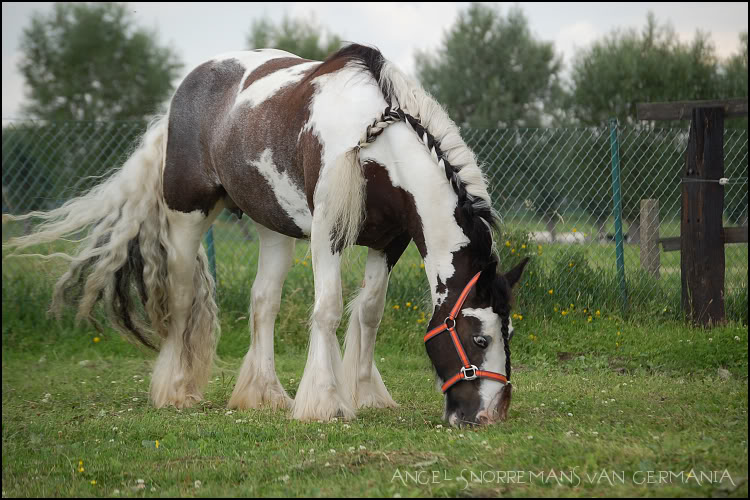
617, 331, 621, 336
518, 315, 523, 320
512, 313, 518, 320
570, 303, 574, 309
521, 244, 526, 249
93, 337, 100, 343
572, 228, 577, 233
583, 308, 588, 313
505, 241, 511, 247
302, 261, 308, 267
90, 480, 96, 486
511, 248, 516, 253
417, 319, 424, 324
587, 316, 593, 323
155, 440, 159, 449
78, 467, 85, 473
561, 310, 568, 316
548, 289, 554, 295
420, 263, 425, 269
393, 305, 400, 310
406, 302, 411, 307
569, 262, 574, 267
553, 306, 559, 312
79, 460, 83, 466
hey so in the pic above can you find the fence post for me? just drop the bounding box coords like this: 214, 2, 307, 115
681, 107, 725, 326
205, 226, 217, 298
640, 199, 660, 277
609, 118, 629, 315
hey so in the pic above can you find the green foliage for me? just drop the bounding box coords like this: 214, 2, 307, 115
722, 32, 748, 97
18, 2, 183, 121
246, 15, 343, 60
568, 13, 723, 127
415, 3, 565, 128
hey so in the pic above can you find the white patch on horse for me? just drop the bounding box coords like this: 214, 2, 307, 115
250, 149, 312, 235
360, 124, 469, 306
303, 65, 387, 173
461, 307, 509, 413
235, 61, 320, 109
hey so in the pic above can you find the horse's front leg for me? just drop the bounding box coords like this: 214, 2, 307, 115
291, 215, 355, 421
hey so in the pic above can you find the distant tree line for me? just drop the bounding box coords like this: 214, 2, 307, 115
5, 2, 747, 230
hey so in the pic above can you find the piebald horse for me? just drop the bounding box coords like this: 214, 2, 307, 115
6, 44, 527, 426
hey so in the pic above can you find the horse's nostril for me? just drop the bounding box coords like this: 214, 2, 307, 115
478, 414, 490, 425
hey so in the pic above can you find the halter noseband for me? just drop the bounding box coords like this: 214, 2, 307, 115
423, 272, 509, 393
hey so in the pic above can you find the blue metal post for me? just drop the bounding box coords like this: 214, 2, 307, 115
205, 226, 217, 297
609, 118, 628, 315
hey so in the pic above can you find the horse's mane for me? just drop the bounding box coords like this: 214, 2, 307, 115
326, 44, 498, 264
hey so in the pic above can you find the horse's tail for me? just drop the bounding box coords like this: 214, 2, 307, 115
4, 114, 177, 350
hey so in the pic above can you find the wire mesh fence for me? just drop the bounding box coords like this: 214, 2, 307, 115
2, 119, 748, 319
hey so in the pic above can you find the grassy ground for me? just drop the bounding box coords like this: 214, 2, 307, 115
2, 226, 748, 497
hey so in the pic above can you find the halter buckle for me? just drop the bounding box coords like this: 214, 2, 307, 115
461, 365, 479, 381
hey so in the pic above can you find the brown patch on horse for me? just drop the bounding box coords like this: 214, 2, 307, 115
496, 383, 512, 421
241, 57, 313, 90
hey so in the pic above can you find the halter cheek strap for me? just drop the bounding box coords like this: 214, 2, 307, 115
424, 272, 509, 393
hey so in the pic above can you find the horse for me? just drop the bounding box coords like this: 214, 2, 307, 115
4, 44, 528, 426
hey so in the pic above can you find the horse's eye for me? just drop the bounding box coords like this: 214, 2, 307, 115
473, 335, 489, 349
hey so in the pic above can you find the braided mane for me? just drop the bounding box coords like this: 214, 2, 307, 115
328, 44, 498, 262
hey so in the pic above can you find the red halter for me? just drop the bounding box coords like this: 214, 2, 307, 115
424, 272, 509, 393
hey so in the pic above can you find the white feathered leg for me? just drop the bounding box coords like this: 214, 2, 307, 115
228, 224, 295, 410
342, 249, 397, 408
291, 212, 355, 421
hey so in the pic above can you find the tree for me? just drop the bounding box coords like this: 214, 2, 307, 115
415, 3, 567, 237
568, 13, 721, 127
18, 2, 183, 121
721, 32, 748, 99
246, 15, 343, 61
415, 3, 565, 129
566, 14, 748, 240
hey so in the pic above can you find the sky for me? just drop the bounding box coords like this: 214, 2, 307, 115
2, 2, 748, 118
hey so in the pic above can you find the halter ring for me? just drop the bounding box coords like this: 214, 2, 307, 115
461, 365, 479, 381
444, 317, 456, 330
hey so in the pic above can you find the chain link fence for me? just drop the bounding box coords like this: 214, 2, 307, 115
2, 119, 748, 318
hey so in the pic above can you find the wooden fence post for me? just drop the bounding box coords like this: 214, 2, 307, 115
681, 107, 726, 326
640, 199, 660, 277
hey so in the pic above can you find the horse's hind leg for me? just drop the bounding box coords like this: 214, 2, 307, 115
150, 205, 222, 408
342, 234, 410, 408
342, 249, 397, 408
228, 225, 295, 410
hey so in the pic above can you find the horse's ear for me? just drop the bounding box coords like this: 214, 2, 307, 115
504, 257, 529, 288
476, 259, 498, 297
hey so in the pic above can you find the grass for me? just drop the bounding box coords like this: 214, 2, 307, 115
2, 223, 748, 497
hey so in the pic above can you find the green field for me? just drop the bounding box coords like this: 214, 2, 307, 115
2, 222, 748, 497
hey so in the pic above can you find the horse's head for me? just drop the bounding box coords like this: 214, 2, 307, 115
424, 257, 528, 427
